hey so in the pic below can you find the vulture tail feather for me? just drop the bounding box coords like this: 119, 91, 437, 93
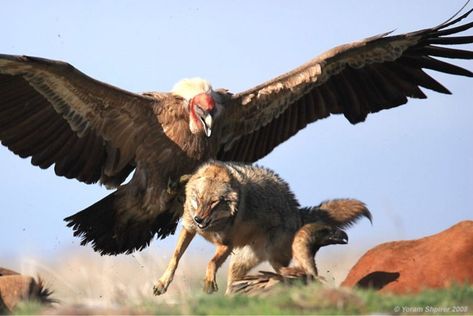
64, 191, 178, 255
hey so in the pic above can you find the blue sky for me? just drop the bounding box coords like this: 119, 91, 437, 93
1, 1, 472, 262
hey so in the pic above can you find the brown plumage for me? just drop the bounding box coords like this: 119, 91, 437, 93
230, 269, 313, 296
0, 9, 473, 255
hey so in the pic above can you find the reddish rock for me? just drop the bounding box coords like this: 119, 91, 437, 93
0, 267, 19, 277
342, 221, 473, 294
0, 267, 53, 313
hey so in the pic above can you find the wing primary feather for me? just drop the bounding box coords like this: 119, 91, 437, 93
272, 111, 290, 151
77, 133, 105, 183
435, 20, 473, 37
342, 67, 376, 117
9, 112, 65, 158
396, 59, 451, 94
53, 135, 80, 177
278, 105, 298, 151
337, 71, 366, 123
66, 132, 97, 178
0, 85, 42, 111
402, 54, 473, 77
63, 133, 89, 179
305, 88, 321, 121
424, 35, 473, 45
288, 103, 300, 136
257, 122, 275, 161
434, 5, 472, 30
373, 63, 423, 101
381, 63, 428, 99
1, 107, 53, 143
353, 67, 390, 106
0, 73, 18, 85
31, 126, 72, 169
297, 94, 308, 131
239, 130, 255, 162
319, 79, 344, 114
227, 133, 247, 161
354, 67, 385, 108
412, 45, 473, 59
103, 145, 122, 176
0, 94, 46, 127
265, 119, 279, 157
306, 87, 318, 122
365, 65, 408, 109
331, 74, 356, 122
281, 101, 295, 141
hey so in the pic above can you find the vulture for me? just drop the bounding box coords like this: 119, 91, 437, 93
1, 9, 473, 256
230, 224, 350, 296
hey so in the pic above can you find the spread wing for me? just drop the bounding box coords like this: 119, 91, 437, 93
0, 54, 162, 187
218, 9, 473, 162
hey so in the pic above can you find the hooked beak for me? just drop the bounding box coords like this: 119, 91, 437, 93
199, 112, 213, 137
326, 229, 349, 245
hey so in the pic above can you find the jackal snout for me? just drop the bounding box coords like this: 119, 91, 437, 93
192, 208, 213, 229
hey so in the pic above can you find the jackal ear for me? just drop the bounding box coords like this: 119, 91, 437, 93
226, 190, 239, 215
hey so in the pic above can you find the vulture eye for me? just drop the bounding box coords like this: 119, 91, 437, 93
194, 104, 204, 116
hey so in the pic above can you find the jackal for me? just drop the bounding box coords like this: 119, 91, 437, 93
154, 161, 371, 295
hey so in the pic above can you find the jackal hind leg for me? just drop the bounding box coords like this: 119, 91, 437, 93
226, 246, 263, 294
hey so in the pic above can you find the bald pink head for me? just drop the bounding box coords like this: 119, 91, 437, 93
189, 93, 216, 137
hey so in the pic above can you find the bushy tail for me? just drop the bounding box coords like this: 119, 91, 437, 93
64, 191, 179, 255
300, 199, 372, 228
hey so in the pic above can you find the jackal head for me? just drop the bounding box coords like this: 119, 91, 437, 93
185, 162, 239, 231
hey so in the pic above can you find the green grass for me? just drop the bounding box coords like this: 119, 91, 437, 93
12, 283, 473, 315
142, 283, 473, 315
11, 301, 45, 315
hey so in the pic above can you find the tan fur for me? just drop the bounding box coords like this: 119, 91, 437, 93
302, 199, 372, 228
154, 161, 371, 295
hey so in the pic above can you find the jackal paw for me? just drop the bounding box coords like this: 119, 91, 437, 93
153, 280, 169, 296
203, 279, 218, 294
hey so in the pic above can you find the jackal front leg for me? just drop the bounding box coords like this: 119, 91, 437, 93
204, 244, 232, 294
153, 228, 195, 295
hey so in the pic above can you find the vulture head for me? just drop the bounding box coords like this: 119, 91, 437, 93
172, 77, 219, 137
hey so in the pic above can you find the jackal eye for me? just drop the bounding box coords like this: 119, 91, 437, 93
210, 197, 226, 209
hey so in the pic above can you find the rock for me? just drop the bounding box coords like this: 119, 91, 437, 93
342, 221, 473, 294
0, 267, 19, 277
0, 267, 53, 313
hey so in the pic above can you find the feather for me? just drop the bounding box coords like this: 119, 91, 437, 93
425, 35, 473, 45
220, 8, 473, 162
1, 6, 473, 257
